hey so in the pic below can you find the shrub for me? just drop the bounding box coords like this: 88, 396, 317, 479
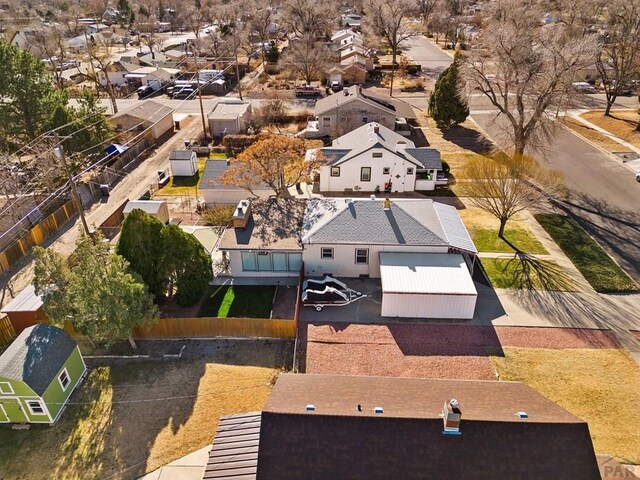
201, 205, 235, 228
406, 65, 419, 75
222, 134, 260, 156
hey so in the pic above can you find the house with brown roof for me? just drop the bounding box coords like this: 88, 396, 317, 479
109, 100, 174, 143
310, 86, 416, 137
203, 374, 602, 480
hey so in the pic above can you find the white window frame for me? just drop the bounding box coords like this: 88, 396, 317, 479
355, 248, 369, 264
321, 247, 334, 259
372, 152, 382, 158
58, 368, 71, 391
331, 166, 340, 177
361, 167, 371, 182
0, 382, 14, 395
26, 400, 45, 416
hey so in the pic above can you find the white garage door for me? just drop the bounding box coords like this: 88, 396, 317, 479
379, 252, 477, 320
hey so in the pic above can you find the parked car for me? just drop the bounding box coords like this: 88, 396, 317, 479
171, 87, 195, 99
572, 82, 597, 93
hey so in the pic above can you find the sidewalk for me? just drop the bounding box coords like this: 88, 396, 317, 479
137, 445, 210, 480
569, 112, 640, 156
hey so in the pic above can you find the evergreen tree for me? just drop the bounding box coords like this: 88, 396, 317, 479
428, 55, 469, 128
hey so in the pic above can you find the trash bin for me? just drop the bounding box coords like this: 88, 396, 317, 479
99, 184, 110, 196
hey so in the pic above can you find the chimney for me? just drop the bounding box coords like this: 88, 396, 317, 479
383, 197, 391, 210
442, 399, 462, 434
373, 124, 380, 134
232, 200, 252, 229
395, 140, 407, 154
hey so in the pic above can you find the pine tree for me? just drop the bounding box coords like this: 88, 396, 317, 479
428, 55, 469, 128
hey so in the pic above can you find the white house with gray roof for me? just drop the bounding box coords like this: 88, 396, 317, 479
313, 122, 445, 193
301, 197, 478, 318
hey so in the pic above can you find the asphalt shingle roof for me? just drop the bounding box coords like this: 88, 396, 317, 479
302, 198, 477, 253
404, 148, 442, 170
0, 324, 77, 396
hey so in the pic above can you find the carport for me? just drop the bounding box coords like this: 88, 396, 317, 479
379, 252, 477, 319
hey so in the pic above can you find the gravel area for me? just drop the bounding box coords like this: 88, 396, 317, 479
303, 323, 621, 379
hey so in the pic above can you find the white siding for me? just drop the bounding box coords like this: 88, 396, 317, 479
170, 154, 198, 176
320, 149, 417, 193
152, 115, 174, 140
303, 244, 448, 278
381, 292, 476, 319
203, 189, 271, 206
226, 250, 300, 277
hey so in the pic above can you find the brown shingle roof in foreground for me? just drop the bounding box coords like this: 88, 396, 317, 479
254, 373, 601, 480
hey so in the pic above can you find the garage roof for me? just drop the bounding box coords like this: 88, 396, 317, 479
379, 252, 477, 295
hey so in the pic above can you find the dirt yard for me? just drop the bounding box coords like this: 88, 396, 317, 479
0, 340, 289, 480
581, 111, 640, 149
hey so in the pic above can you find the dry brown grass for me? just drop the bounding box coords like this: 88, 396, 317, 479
562, 117, 633, 153
492, 347, 640, 464
581, 111, 640, 149
458, 206, 527, 230
0, 357, 283, 480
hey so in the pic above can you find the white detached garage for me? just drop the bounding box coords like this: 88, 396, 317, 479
380, 252, 477, 319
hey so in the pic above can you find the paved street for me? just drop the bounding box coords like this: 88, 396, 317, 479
403, 35, 454, 78
472, 112, 640, 283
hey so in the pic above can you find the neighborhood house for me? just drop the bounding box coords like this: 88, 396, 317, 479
313, 122, 445, 193
0, 324, 87, 424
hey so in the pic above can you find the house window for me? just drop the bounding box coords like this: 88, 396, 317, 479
361, 167, 371, 182
322, 117, 331, 126
241, 252, 257, 271
321, 248, 334, 259
407, 167, 414, 175
331, 166, 340, 177
58, 369, 70, 391
288, 253, 303, 271
26, 400, 45, 416
362, 116, 368, 123
257, 252, 272, 271
272, 252, 288, 271
0, 382, 14, 395
355, 248, 369, 264
372, 152, 382, 158
383, 167, 390, 175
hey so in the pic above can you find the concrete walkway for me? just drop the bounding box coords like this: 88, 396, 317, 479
137, 445, 210, 480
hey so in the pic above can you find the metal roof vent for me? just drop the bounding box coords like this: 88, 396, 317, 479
370, 194, 376, 200
373, 406, 384, 414
442, 399, 462, 435
306, 404, 315, 412
516, 411, 529, 419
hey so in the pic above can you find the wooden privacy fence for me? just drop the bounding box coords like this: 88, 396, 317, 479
0, 315, 17, 346
133, 317, 296, 340
0, 199, 77, 275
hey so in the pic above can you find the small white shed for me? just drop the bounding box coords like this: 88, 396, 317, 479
379, 252, 477, 319
123, 200, 170, 224
169, 150, 198, 177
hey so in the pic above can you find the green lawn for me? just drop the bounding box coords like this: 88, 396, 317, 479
210, 152, 228, 160
481, 257, 577, 291
469, 227, 548, 254
199, 285, 276, 318
534, 214, 638, 293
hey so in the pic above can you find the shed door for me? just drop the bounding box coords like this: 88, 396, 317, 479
0, 404, 8, 423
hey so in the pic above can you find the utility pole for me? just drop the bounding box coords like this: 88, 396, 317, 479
51, 134, 92, 238
232, 25, 243, 101
189, 41, 209, 142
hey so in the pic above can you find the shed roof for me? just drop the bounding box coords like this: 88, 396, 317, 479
169, 150, 195, 161
255, 373, 601, 480
379, 252, 477, 295
123, 200, 167, 215
1, 285, 42, 314
0, 324, 78, 395
208, 100, 251, 120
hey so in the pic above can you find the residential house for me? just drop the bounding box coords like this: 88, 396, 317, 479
327, 66, 344, 87
10, 29, 44, 57
311, 86, 416, 137
208, 100, 252, 139
200, 161, 272, 207
203, 374, 602, 480
215, 195, 477, 318
301, 197, 478, 318
169, 150, 198, 177
124, 66, 180, 88
216, 199, 305, 277
0, 324, 87, 424
97, 61, 138, 88
341, 13, 362, 28
109, 100, 174, 142
314, 122, 444, 193
102, 5, 119, 24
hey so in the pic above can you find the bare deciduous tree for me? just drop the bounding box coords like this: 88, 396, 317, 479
596, 1, 640, 116
283, 0, 334, 37
365, 0, 419, 96
459, 1, 598, 158
81, 35, 119, 114
459, 153, 565, 238
417, 0, 440, 28
283, 34, 333, 85
28, 26, 70, 90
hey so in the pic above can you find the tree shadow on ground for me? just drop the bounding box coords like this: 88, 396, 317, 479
441, 124, 494, 153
